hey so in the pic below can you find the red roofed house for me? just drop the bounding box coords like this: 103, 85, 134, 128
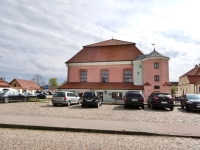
59, 39, 171, 102
9, 79, 41, 94
0, 78, 10, 91
178, 64, 200, 95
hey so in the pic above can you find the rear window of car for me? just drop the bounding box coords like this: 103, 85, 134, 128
156, 93, 171, 98
187, 94, 200, 100
126, 92, 143, 98
83, 92, 95, 97
53, 92, 65, 97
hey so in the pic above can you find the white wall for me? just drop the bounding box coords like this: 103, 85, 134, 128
133, 61, 143, 85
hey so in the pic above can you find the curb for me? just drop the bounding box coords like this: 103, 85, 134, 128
0, 123, 200, 139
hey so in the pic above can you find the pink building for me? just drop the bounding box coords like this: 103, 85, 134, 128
59, 39, 170, 102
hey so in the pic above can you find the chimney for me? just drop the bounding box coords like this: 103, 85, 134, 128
195, 64, 198, 68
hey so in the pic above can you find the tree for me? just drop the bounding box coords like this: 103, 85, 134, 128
171, 85, 177, 97
48, 78, 59, 86
32, 74, 46, 86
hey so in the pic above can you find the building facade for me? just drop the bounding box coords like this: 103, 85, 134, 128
178, 64, 200, 96
59, 39, 170, 102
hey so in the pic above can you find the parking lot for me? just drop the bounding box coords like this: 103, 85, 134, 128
0, 101, 199, 125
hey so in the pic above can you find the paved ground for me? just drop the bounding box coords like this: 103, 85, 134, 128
0, 101, 199, 125
0, 101, 200, 149
0, 128, 200, 150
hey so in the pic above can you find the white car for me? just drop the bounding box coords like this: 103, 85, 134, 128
52, 91, 80, 106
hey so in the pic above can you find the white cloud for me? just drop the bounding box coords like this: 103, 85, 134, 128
0, 0, 200, 84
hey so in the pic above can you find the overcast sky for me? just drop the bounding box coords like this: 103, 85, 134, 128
0, 0, 200, 85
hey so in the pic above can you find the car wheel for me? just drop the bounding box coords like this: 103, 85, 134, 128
4, 98, 9, 103
150, 103, 154, 110
170, 107, 174, 111
53, 103, 57, 106
96, 103, 99, 108
148, 103, 150, 107
23, 98, 27, 102
81, 104, 84, 108
181, 105, 184, 109
67, 101, 71, 106
186, 104, 190, 111
142, 106, 144, 109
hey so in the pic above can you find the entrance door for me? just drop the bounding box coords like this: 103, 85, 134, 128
99, 92, 103, 102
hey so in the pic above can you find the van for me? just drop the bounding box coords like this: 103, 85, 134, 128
52, 91, 80, 106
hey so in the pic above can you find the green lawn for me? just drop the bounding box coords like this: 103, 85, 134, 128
28, 98, 51, 103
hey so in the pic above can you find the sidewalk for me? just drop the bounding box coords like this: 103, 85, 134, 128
0, 115, 200, 138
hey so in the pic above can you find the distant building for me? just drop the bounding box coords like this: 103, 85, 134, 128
9, 78, 41, 94
0, 78, 10, 91
178, 64, 200, 95
59, 39, 170, 102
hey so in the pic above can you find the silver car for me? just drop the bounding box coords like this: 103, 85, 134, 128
52, 91, 80, 106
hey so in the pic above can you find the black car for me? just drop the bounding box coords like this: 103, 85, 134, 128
124, 91, 144, 109
35, 93, 46, 99
0, 90, 28, 103
147, 92, 174, 111
181, 94, 200, 111
82, 91, 102, 108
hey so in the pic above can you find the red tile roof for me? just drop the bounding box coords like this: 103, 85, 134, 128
181, 64, 200, 77
10, 79, 41, 90
187, 75, 200, 84
66, 39, 143, 63
84, 39, 135, 47
0, 80, 10, 87
58, 82, 144, 90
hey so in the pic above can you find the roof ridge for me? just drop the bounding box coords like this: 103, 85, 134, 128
83, 39, 135, 47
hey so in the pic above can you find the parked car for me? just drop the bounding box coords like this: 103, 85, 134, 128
147, 92, 174, 111
52, 91, 80, 106
123, 91, 144, 109
181, 94, 200, 111
0, 90, 28, 103
35, 93, 46, 99
82, 91, 102, 108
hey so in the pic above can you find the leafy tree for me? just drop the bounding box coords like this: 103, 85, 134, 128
48, 78, 59, 86
171, 85, 177, 96
32, 74, 45, 86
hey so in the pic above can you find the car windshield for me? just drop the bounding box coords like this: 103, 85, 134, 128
83, 92, 95, 97
54, 92, 65, 97
187, 94, 200, 100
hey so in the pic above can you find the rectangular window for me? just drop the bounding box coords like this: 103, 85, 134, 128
154, 62, 159, 69
124, 70, 132, 82
154, 75, 159, 81
102, 70, 108, 82
80, 71, 87, 82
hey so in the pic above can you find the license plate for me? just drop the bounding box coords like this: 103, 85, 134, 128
161, 102, 167, 104
132, 99, 138, 101
87, 100, 92, 101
